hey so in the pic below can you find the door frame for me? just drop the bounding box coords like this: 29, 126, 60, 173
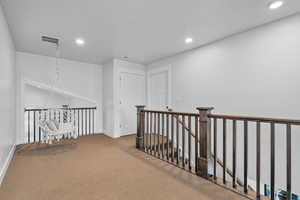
119, 71, 146, 136
147, 64, 172, 110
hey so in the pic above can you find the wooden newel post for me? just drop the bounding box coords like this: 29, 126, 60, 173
136, 105, 146, 149
196, 107, 214, 179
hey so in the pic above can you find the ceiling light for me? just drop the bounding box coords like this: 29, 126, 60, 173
185, 37, 193, 44
75, 38, 85, 46
269, 1, 284, 10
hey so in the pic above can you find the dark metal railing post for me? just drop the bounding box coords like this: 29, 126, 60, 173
150, 112, 153, 153
213, 118, 217, 180
195, 116, 199, 173
256, 121, 261, 199
188, 115, 192, 170
232, 120, 237, 188
33, 111, 36, 143
27, 111, 30, 143
244, 120, 248, 193
136, 105, 146, 149
286, 123, 292, 200
196, 107, 214, 178
270, 122, 275, 200
182, 115, 185, 168
223, 118, 227, 184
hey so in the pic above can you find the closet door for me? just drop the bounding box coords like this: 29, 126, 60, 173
119, 72, 146, 136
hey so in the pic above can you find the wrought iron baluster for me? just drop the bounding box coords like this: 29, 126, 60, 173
244, 120, 248, 193
256, 121, 261, 199
223, 118, 227, 184
286, 123, 292, 200
270, 122, 275, 200
233, 120, 237, 188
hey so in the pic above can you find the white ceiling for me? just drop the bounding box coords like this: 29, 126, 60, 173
1, 0, 300, 64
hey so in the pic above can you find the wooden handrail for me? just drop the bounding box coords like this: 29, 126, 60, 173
143, 109, 300, 125
25, 107, 97, 112
140, 107, 297, 199
172, 114, 244, 186
142, 109, 199, 117
209, 114, 300, 125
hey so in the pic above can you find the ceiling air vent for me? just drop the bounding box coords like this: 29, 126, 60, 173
41, 36, 59, 45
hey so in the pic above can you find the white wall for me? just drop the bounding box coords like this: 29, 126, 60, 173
0, 4, 16, 184
148, 14, 300, 194
103, 60, 115, 138
102, 59, 146, 138
24, 84, 71, 109
16, 52, 103, 143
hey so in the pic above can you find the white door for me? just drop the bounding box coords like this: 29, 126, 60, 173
120, 72, 146, 136
148, 69, 170, 110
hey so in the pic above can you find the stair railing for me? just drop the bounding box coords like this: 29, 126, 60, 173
136, 105, 200, 173
136, 105, 299, 200
208, 113, 299, 200
170, 110, 244, 187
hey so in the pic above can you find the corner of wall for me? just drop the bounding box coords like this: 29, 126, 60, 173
0, 145, 16, 185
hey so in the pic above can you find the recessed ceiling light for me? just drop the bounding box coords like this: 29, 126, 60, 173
185, 37, 193, 44
269, 1, 284, 10
75, 38, 85, 46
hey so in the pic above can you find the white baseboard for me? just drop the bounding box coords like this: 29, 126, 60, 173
94, 129, 103, 134
103, 132, 120, 139
0, 145, 16, 185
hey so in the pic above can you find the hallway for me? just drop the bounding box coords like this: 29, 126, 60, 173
0, 134, 246, 200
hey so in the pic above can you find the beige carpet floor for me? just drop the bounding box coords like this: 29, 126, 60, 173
0, 134, 247, 200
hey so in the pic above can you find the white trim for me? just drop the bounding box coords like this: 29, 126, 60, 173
104, 132, 120, 139
147, 64, 172, 109
0, 145, 15, 185
94, 130, 104, 134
